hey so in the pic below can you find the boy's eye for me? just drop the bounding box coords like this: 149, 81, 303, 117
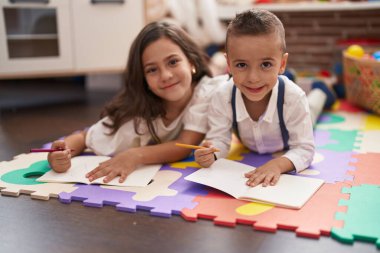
235, 63, 247, 68
261, 61, 273, 69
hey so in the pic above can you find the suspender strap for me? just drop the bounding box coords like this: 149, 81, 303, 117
277, 77, 289, 150
231, 85, 240, 140
231, 77, 289, 150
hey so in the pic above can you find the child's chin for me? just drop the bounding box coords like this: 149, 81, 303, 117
244, 93, 265, 102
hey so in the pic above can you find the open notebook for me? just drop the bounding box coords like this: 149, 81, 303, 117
185, 159, 324, 209
37, 156, 161, 187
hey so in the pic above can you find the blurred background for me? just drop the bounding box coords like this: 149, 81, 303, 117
0, 0, 379, 110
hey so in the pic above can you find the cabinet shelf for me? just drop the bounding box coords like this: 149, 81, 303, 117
218, 1, 380, 19
7, 34, 58, 40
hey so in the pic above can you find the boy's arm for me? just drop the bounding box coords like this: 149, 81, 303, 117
242, 92, 313, 187
282, 94, 315, 172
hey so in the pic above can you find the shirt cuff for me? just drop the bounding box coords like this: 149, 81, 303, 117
282, 152, 308, 173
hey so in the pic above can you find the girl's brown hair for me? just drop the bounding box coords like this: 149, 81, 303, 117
101, 21, 212, 143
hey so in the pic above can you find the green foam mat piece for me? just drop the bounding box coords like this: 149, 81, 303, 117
332, 184, 380, 249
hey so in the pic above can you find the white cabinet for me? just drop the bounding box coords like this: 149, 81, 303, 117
0, 0, 145, 78
72, 0, 144, 73
0, 0, 74, 77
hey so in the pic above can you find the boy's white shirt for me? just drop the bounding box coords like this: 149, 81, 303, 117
207, 75, 315, 172
85, 75, 229, 156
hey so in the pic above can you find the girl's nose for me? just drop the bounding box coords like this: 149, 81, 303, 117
161, 68, 173, 82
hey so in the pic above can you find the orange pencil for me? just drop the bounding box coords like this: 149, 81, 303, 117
175, 143, 220, 152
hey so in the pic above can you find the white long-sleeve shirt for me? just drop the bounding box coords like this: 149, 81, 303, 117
85, 75, 228, 156
206, 75, 315, 172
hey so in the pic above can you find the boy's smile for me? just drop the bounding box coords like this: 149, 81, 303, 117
226, 32, 288, 104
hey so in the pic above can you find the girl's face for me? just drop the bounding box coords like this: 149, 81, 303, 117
142, 37, 194, 105
226, 32, 288, 103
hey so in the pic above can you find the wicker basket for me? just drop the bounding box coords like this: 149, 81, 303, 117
343, 51, 380, 115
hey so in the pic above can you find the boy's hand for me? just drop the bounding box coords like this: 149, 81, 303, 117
244, 161, 282, 187
47, 140, 72, 173
194, 141, 217, 168
86, 149, 141, 183
245, 157, 294, 187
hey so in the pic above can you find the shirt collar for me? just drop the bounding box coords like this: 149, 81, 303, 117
235, 79, 280, 123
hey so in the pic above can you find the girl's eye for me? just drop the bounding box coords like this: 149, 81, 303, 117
168, 58, 179, 66
235, 63, 247, 68
145, 67, 157, 74
261, 61, 273, 69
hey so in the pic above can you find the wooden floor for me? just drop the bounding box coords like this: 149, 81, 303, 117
0, 86, 377, 253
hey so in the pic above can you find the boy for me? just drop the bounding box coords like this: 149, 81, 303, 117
195, 9, 328, 187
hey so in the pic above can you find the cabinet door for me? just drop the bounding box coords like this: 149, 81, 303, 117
72, 0, 145, 73
0, 0, 73, 77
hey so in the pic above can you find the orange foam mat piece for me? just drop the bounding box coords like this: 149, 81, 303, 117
181, 182, 349, 239
348, 153, 380, 186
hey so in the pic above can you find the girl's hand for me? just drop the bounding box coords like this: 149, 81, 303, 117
47, 140, 72, 173
86, 150, 141, 183
194, 141, 217, 168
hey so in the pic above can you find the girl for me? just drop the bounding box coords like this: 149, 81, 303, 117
48, 21, 226, 183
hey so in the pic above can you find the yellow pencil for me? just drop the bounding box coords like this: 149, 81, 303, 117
175, 143, 220, 152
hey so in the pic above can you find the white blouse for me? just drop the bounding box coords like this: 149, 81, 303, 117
206, 75, 315, 172
85, 75, 228, 156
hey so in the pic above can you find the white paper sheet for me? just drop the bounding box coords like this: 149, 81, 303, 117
37, 156, 161, 187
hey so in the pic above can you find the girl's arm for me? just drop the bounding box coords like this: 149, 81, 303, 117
86, 130, 204, 183
63, 131, 87, 157
128, 130, 205, 164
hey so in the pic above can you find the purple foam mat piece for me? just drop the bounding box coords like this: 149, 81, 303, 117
318, 114, 333, 124
314, 129, 337, 147
59, 165, 208, 218
42, 142, 52, 149
304, 149, 356, 183
239, 152, 273, 167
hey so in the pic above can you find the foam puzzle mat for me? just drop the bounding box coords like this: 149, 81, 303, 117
1, 100, 380, 248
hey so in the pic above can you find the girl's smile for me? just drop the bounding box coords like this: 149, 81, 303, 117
161, 81, 180, 90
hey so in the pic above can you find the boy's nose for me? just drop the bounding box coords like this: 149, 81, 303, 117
247, 69, 260, 84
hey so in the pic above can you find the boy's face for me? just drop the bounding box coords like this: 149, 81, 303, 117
226, 32, 288, 103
